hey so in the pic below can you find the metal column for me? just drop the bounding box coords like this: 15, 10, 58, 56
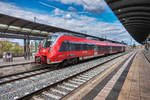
24, 35, 30, 60
24, 39, 27, 60
27, 35, 30, 60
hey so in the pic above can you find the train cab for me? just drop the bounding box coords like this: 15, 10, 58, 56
35, 33, 61, 64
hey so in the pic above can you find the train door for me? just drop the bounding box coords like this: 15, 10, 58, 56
94, 45, 99, 55
66, 41, 70, 57
110, 46, 112, 53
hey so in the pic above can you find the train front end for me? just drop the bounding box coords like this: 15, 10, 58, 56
35, 34, 59, 64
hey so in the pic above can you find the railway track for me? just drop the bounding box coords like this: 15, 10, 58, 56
0, 62, 35, 68
27, 52, 136, 100
0, 52, 129, 100
0, 54, 107, 85
0, 53, 122, 86
0, 65, 58, 85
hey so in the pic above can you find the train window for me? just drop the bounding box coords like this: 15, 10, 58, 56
100, 46, 104, 51
88, 44, 91, 50
67, 41, 71, 51
70, 42, 77, 51
81, 44, 84, 50
112, 46, 121, 50
59, 41, 68, 52
105, 46, 107, 51
100, 46, 109, 51
81, 44, 86, 51
102, 46, 105, 51
112, 46, 115, 50
89, 44, 94, 50
42, 39, 53, 48
79, 43, 82, 51
98, 46, 101, 51
86, 44, 89, 50
59, 41, 106, 52
42, 35, 59, 48
84, 44, 88, 50
50, 35, 59, 41
76, 43, 79, 51
44, 41, 52, 48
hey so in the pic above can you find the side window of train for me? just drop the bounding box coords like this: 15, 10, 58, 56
100, 46, 104, 51
108, 46, 110, 51
114, 46, 115, 50
110, 46, 112, 51
91, 44, 95, 50
85, 44, 88, 50
105, 46, 107, 51
82, 44, 87, 51
68, 41, 72, 51
67, 41, 71, 51
103, 46, 106, 51
94, 45, 99, 52
86, 44, 89, 50
80, 43, 84, 51
71, 42, 76, 51
113, 46, 115, 50
81, 44, 84, 50
59, 41, 68, 52
75, 43, 80, 51
98, 46, 102, 51
98, 46, 101, 51
59, 41, 64, 52
88, 44, 92, 50
102, 46, 105, 51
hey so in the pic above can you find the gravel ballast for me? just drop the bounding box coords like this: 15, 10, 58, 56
0, 53, 127, 100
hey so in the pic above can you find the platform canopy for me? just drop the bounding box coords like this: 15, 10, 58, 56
0, 13, 84, 37
105, 0, 150, 44
0, 13, 126, 44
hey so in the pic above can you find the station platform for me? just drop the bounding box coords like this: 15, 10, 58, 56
93, 50, 150, 100
63, 49, 150, 100
0, 57, 34, 68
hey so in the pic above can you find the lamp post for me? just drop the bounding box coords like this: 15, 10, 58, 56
34, 17, 36, 23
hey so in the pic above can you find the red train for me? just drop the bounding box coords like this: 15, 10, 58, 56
35, 33, 126, 65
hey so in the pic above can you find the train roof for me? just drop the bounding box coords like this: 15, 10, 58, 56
54, 32, 127, 45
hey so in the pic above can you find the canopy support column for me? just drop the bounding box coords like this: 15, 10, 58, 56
24, 35, 30, 60
24, 39, 27, 60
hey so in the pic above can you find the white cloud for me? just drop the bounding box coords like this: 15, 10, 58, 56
0, 1, 132, 44
53, 8, 65, 15
60, 0, 82, 5
61, 0, 107, 14
68, 6, 77, 13
64, 13, 71, 19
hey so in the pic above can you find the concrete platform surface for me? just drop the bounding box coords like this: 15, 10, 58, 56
0, 57, 34, 67
143, 50, 150, 62
93, 50, 150, 100
117, 50, 150, 100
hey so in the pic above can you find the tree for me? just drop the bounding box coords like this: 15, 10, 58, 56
0, 39, 13, 52
12, 44, 20, 54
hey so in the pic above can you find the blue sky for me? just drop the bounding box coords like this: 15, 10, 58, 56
0, 0, 138, 45
1, 0, 117, 22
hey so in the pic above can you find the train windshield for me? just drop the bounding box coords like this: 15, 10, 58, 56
43, 35, 58, 48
